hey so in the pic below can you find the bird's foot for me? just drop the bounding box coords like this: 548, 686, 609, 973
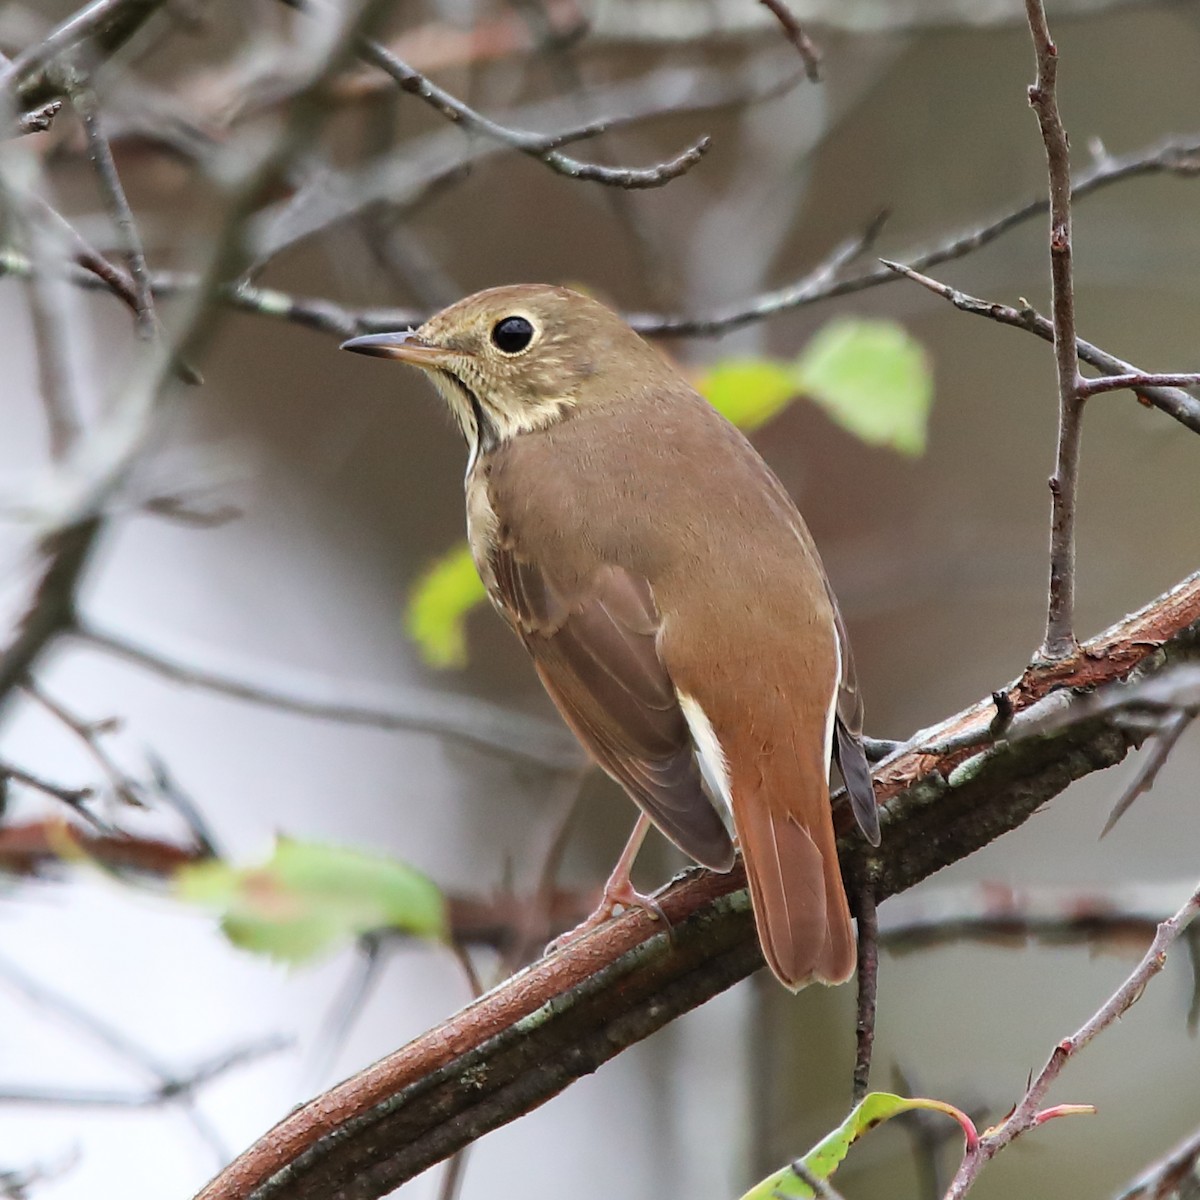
545, 877, 668, 956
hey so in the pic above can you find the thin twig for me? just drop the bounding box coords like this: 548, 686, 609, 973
303, 935, 389, 1095
73, 622, 582, 770
852, 884, 879, 1104
7, 133, 1194, 345
0, 1042, 287, 1109
354, 35, 710, 190
69, 78, 158, 339
1101, 709, 1194, 838
1079, 372, 1200, 397
22, 678, 143, 806
0, 0, 172, 110
628, 133, 1200, 336
0, 948, 288, 1161
0, 760, 105, 831
879, 260, 1200, 437
1117, 1125, 1200, 1200
943, 881, 1200, 1199
1024, 0, 1083, 661
757, 0, 821, 82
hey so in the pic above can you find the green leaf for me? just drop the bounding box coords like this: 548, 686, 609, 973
738, 1092, 976, 1200
695, 358, 801, 432
406, 542, 487, 668
176, 838, 448, 964
795, 317, 933, 456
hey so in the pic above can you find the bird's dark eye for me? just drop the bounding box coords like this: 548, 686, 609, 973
491, 315, 534, 354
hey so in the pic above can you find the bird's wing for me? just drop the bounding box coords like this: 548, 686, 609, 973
489, 543, 734, 871
826, 591, 880, 847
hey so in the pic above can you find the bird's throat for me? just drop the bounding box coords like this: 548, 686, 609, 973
427, 368, 500, 473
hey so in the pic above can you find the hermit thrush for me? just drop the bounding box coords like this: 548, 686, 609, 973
343, 285, 880, 989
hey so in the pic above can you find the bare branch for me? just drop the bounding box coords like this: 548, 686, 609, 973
1101, 709, 1193, 838
1117, 1125, 1200, 1200
1024, 0, 1083, 661
22, 679, 144, 807
73, 622, 583, 770
68, 78, 158, 339
1079, 372, 1200, 397
852, 884, 879, 1104
193, 568, 1200, 1200
0, 518, 103, 716
879, 260, 1200, 437
627, 134, 1200, 337
0, 760, 104, 831
943, 880, 1200, 1199
0, 0, 171, 111
878, 882, 1190, 952
0, 948, 289, 1161
786, 1159, 846, 1200
756, 0, 821, 82
353, 35, 710, 190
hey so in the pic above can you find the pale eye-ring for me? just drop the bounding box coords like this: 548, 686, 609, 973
491, 315, 534, 355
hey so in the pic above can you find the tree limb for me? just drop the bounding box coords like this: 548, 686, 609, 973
194, 568, 1200, 1200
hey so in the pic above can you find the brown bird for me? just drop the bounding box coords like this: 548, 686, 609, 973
342, 285, 880, 989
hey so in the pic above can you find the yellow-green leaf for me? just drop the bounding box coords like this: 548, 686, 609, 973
176, 838, 447, 963
739, 1092, 975, 1200
695, 358, 800, 432
406, 542, 487, 668
796, 317, 932, 456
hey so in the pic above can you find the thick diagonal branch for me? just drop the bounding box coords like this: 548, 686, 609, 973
195, 570, 1200, 1200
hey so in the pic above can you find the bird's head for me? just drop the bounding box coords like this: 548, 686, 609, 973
341, 284, 666, 456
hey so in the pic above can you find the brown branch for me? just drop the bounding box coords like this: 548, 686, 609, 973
0, 517, 103, 716
852, 884, 879, 1104
5, 133, 1194, 344
877, 882, 1190, 953
69, 78, 157, 339
1025, 0, 1083, 662
943, 880, 1200, 1198
1117, 1126, 1200, 1200
879, 260, 1200, 437
1080, 372, 1200, 397
0, 0, 171, 111
194, 569, 1200, 1200
0, 820, 202, 877
350, 25, 710, 190
757, 0, 821, 82
1101, 709, 1194, 838
73, 622, 582, 770
626, 134, 1200, 337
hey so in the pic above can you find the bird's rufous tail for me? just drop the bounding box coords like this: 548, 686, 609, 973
728, 741, 855, 990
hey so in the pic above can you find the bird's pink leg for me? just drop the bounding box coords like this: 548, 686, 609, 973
546, 813, 667, 953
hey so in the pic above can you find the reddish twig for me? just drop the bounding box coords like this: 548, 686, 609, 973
943, 881, 1200, 1199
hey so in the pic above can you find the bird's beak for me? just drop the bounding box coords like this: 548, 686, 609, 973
340, 330, 459, 367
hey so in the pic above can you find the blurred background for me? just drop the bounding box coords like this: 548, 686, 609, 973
1, 0, 1198, 1197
